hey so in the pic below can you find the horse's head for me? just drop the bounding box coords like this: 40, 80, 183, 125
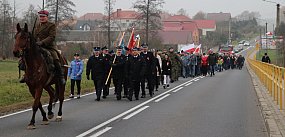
13, 23, 31, 58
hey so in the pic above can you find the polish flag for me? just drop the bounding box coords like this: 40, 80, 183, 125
181, 43, 195, 53
193, 44, 201, 54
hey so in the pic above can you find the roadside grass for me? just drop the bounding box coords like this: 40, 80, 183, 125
0, 60, 95, 115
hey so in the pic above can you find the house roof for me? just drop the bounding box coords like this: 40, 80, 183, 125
207, 12, 231, 22
163, 22, 199, 32
193, 20, 216, 29
158, 30, 193, 45
111, 9, 139, 19
78, 13, 104, 20
163, 15, 191, 22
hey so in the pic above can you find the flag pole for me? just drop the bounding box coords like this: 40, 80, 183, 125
105, 32, 125, 85
114, 31, 121, 48
127, 28, 134, 48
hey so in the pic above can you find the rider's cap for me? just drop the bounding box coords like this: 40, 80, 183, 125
38, 10, 49, 17
74, 53, 79, 56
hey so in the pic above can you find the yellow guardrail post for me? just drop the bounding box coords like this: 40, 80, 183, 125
278, 67, 282, 109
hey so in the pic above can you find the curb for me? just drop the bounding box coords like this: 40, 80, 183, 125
247, 62, 283, 137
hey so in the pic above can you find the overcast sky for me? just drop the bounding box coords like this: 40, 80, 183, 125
13, 0, 284, 20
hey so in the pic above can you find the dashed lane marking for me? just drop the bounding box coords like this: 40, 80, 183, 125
76, 80, 192, 137
172, 87, 184, 93
154, 94, 171, 102
185, 82, 193, 86
90, 127, 112, 137
123, 106, 150, 120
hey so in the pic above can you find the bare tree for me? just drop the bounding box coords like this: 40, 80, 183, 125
193, 11, 206, 20
45, 0, 76, 42
177, 8, 188, 16
0, 0, 13, 59
133, 0, 165, 46
104, 0, 116, 49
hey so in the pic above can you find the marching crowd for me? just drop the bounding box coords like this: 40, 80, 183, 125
68, 44, 245, 101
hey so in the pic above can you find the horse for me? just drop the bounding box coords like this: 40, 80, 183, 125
13, 23, 67, 129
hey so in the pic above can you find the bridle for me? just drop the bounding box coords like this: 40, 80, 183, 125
15, 31, 32, 57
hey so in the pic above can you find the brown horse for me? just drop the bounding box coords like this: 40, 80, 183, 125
13, 23, 67, 129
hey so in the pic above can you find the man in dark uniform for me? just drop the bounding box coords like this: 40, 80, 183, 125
101, 46, 111, 98
86, 47, 105, 101
125, 47, 146, 101
20, 10, 65, 85
110, 47, 126, 100
140, 43, 156, 98
123, 47, 131, 98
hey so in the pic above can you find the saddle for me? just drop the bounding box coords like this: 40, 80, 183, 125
39, 47, 55, 74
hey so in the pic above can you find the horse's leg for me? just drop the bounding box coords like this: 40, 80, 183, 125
27, 88, 43, 130
55, 83, 64, 122
44, 86, 55, 119
38, 102, 49, 125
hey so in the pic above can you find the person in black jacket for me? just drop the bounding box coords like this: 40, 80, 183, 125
162, 54, 172, 88
110, 47, 126, 100
207, 50, 217, 77
125, 47, 146, 101
140, 43, 156, 98
262, 53, 271, 63
86, 47, 105, 101
101, 46, 111, 98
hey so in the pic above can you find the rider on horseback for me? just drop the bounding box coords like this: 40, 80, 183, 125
19, 10, 66, 85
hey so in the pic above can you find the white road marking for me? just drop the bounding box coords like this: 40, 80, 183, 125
185, 82, 193, 86
0, 87, 115, 119
172, 87, 184, 93
154, 94, 171, 102
123, 106, 150, 120
194, 79, 200, 81
90, 127, 112, 137
76, 80, 192, 137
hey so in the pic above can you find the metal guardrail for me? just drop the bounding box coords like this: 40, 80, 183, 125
247, 49, 285, 109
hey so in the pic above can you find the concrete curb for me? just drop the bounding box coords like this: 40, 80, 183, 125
247, 62, 283, 137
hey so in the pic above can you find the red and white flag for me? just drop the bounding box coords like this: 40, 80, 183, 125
193, 44, 202, 54
181, 43, 195, 53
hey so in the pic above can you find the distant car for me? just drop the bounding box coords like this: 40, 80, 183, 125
239, 40, 246, 45
244, 41, 250, 46
233, 48, 239, 53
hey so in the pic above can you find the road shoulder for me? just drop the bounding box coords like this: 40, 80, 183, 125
247, 62, 283, 137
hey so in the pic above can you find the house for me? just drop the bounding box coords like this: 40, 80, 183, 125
75, 13, 105, 30
207, 12, 231, 22
193, 20, 216, 36
160, 15, 200, 45
110, 9, 140, 31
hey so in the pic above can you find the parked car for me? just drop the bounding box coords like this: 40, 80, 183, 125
244, 41, 250, 46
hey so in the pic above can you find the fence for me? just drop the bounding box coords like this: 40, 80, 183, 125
247, 49, 285, 109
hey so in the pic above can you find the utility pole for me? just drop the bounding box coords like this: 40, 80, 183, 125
42, 0, 45, 10
276, 4, 280, 28
265, 22, 268, 53
228, 18, 231, 45
55, 0, 59, 25
108, 0, 111, 49
146, 0, 150, 45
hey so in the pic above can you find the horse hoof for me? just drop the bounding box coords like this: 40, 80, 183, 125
55, 116, 62, 122
41, 120, 49, 125
48, 114, 54, 119
27, 125, 36, 130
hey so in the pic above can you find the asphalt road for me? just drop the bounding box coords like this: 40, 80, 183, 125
0, 48, 267, 137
